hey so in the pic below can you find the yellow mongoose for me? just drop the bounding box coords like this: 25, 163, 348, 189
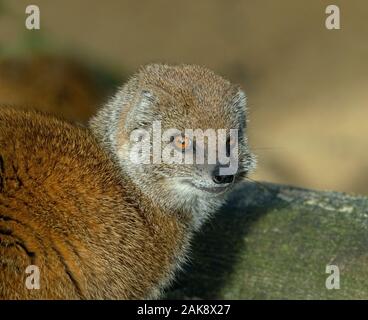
0, 64, 255, 299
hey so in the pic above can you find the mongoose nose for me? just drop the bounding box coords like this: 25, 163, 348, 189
213, 174, 234, 184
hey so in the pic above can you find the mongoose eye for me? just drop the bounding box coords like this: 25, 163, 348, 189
174, 135, 192, 151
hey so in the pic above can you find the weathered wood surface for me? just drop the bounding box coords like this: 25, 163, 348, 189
167, 182, 368, 299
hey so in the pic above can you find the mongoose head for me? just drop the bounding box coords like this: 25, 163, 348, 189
90, 64, 256, 229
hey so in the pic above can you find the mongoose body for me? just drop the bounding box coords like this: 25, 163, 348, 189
0, 64, 255, 299
0, 109, 188, 299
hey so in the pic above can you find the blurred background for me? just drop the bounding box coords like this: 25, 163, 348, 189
0, 0, 367, 195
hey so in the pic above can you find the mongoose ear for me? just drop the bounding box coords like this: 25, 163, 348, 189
125, 89, 157, 132
231, 87, 247, 126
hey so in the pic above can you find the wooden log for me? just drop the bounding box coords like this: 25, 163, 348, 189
167, 182, 368, 299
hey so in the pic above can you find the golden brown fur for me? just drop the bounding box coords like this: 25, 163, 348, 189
0, 108, 189, 299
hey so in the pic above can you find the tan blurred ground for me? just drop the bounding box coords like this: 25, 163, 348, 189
0, 0, 367, 195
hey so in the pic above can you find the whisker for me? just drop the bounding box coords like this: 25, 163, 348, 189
244, 177, 274, 195
250, 147, 285, 151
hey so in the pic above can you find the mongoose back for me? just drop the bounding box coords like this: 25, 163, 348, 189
0, 64, 255, 299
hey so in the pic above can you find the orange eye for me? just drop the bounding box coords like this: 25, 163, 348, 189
174, 135, 191, 151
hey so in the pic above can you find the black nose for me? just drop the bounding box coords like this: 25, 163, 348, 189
213, 174, 234, 184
